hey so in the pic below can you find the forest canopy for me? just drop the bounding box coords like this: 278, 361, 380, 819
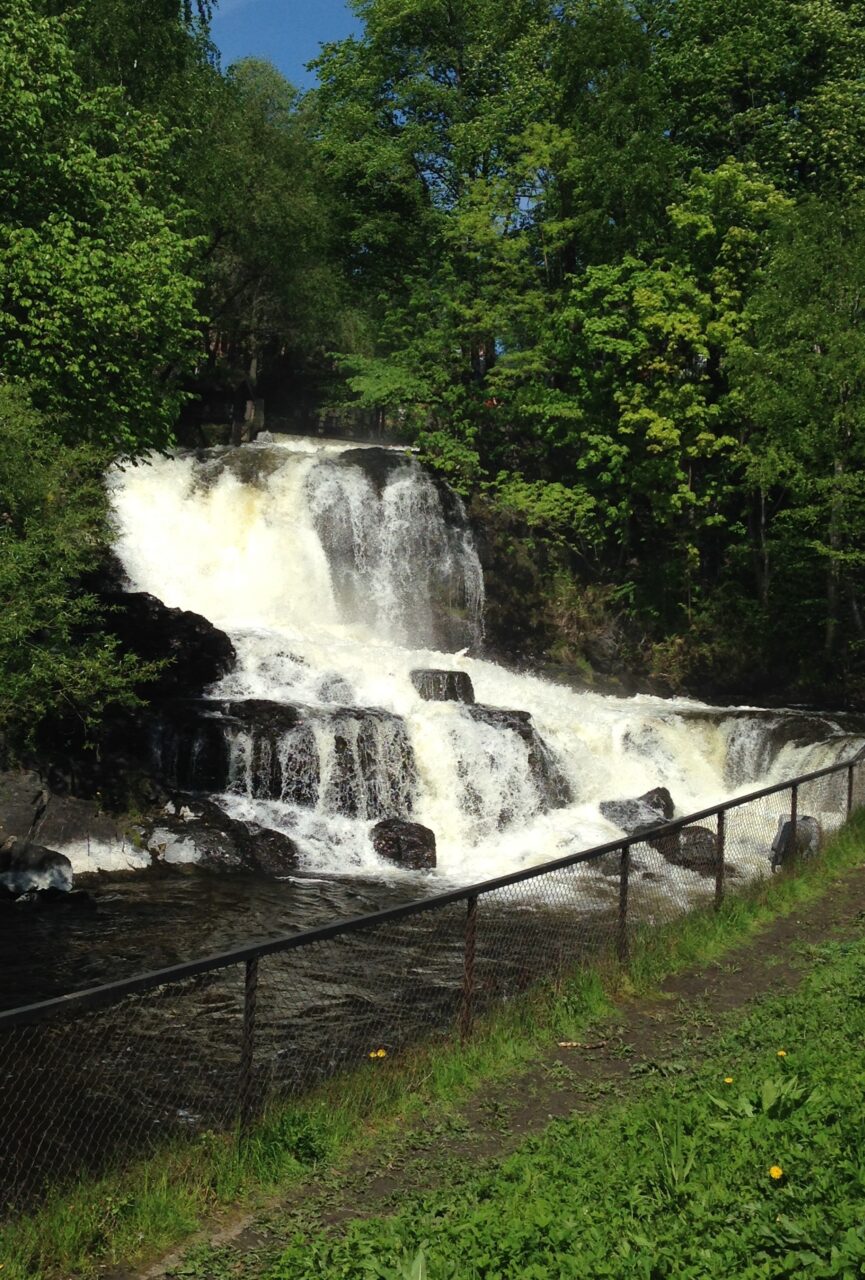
2, 0, 865, 747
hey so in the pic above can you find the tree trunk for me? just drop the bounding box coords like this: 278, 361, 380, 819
825, 457, 844, 662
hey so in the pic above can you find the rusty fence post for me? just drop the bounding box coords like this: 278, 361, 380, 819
790, 783, 798, 853
238, 955, 259, 1137
617, 846, 630, 964
459, 896, 479, 1043
714, 809, 726, 911
848, 765, 855, 818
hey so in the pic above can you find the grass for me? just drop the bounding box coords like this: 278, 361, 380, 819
260, 930, 865, 1280
3, 810, 865, 1280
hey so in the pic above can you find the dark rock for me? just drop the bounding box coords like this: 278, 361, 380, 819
100, 591, 236, 697
144, 798, 298, 877
332, 447, 412, 494
770, 815, 822, 872
244, 827, 299, 877
151, 704, 235, 794
661, 825, 719, 876
145, 798, 247, 872
152, 699, 417, 820
638, 787, 674, 820
411, 670, 475, 704
372, 818, 436, 870
468, 706, 572, 810
0, 837, 73, 894
600, 786, 675, 835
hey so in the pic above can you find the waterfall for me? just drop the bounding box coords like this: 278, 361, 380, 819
109, 436, 864, 887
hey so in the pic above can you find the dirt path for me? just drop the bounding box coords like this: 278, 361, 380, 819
118, 862, 865, 1279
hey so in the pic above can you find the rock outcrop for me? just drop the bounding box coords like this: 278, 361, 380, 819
372, 819, 437, 870
467, 706, 572, 810
411, 670, 476, 704
152, 699, 418, 820
100, 591, 236, 697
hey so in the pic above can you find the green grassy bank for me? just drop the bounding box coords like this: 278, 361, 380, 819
4, 811, 865, 1280
264, 905, 865, 1279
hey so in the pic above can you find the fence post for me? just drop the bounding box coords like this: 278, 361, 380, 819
238, 955, 259, 1137
848, 765, 855, 818
714, 809, 726, 911
790, 783, 798, 853
617, 846, 630, 964
459, 895, 478, 1043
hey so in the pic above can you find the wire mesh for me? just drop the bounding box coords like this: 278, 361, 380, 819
255, 902, 467, 1113
0, 965, 246, 1209
0, 749, 862, 1213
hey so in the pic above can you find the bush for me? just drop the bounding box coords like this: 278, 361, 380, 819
0, 385, 148, 750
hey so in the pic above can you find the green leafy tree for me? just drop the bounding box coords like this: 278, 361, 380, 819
731, 197, 865, 674
0, 387, 150, 748
183, 58, 347, 389
0, 0, 202, 453
651, 0, 865, 194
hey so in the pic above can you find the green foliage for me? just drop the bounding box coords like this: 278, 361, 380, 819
731, 195, 865, 669
267, 930, 865, 1280
307, 0, 865, 694
0, 387, 150, 747
0, 0, 201, 454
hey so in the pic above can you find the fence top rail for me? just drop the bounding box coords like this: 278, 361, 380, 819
2, 743, 863, 1031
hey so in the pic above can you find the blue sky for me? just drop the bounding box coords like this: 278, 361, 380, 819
210, 0, 361, 88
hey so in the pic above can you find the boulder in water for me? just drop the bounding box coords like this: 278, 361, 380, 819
244, 827, 299, 876
411, 670, 475, 704
770, 815, 822, 872
0, 836, 73, 895
600, 787, 675, 836
661, 825, 719, 876
638, 787, 674, 820
372, 819, 436, 870
145, 798, 298, 877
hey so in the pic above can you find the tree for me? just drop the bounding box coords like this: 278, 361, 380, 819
0, 387, 150, 748
0, 0, 202, 453
650, 0, 865, 195
731, 197, 865, 673
181, 58, 347, 391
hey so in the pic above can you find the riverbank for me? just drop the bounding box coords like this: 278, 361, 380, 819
3, 811, 865, 1280
229, 866, 865, 1280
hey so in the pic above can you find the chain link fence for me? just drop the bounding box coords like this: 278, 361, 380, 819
1, 750, 864, 1213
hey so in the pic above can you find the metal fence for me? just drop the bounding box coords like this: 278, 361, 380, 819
2, 748, 865, 1212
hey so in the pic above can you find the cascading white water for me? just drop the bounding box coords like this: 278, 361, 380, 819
109, 436, 863, 891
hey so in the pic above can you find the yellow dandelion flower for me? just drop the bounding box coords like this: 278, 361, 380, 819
777, 1050, 787, 1058
769, 1165, 784, 1181
376, 1048, 388, 1058
724, 1076, 734, 1084
368, 1050, 378, 1059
